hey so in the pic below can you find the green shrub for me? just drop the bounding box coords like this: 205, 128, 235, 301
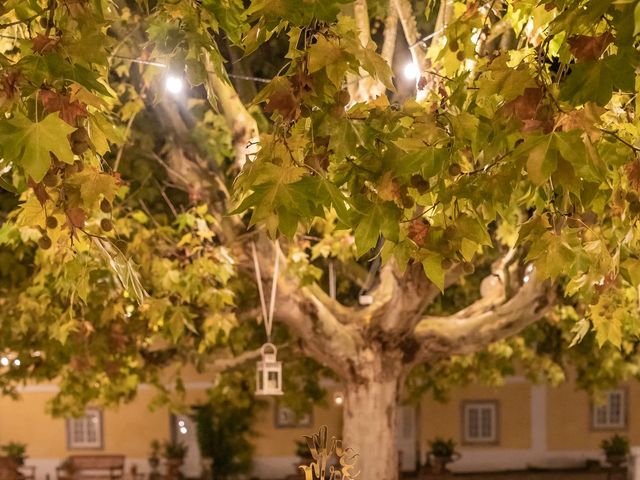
601, 434, 629, 457
428, 438, 456, 458
162, 441, 187, 460
1, 442, 27, 465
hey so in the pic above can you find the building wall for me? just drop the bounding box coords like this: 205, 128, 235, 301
251, 396, 342, 478
0, 384, 211, 480
547, 381, 640, 450
420, 381, 532, 451
253, 398, 341, 457
0, 378, 638, 479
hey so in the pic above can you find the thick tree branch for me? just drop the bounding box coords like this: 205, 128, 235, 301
203, 52, 259, 169
247, 239, 363, 379
348, 0, 386, 102
392, 0, 427, 75
305, 283, 355, 322
412, 270, 553, 364
366, 261, 463, 336
208, 347, 265, 372
381, 1, 399, 66
354, 0, 373, 49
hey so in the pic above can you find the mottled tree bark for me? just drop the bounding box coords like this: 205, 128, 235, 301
343, 375, 402, 480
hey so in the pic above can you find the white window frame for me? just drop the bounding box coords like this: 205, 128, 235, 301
592, 389, 627, 430
66, 408, 103, 449
462, 401, 498, 444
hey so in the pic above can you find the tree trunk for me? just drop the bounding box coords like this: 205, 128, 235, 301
343, 377, 401, 480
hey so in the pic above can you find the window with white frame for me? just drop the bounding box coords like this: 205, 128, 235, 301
463, 401, 498, 444
592, 389, 626, 429
66, 408, 103, 449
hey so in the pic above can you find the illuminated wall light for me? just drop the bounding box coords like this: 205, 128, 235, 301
333, 392, 344, 406
165, 75, 184, 95
179, 426, 188, 434
0, 357, 8, 367
13, 358, 20, 367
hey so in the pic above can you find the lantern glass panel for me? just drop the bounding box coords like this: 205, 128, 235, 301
268, 370, 279, 390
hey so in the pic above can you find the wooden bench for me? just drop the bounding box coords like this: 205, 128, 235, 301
56, 455, 125, 480
0, 457, 18, 480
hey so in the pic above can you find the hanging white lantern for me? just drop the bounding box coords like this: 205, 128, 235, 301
255, 343, 283, 396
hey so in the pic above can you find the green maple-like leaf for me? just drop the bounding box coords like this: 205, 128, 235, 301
66, 168, 120, 206
0, 113, 75, 182
422, 253, 445, 292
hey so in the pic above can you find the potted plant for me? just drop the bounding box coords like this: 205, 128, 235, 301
427, 437, 459, 474
148, 440, 161, 475
1, 442, 27, 466
601, 434, 629, 468
162, 441, 187, 479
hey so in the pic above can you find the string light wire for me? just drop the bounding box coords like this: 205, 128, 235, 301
111, 54, 271, 83
0, 40, 271, 83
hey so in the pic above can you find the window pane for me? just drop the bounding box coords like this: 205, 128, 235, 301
73, 420, 84, 443
86, 415, 97, 443
468, 408, 479, 438
609, 393, 621, 424
480, 408, 492, 438
68, 410, 102, 448
595, 405, 607, 424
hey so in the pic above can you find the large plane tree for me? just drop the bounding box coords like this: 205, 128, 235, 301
1, 0, 640, 478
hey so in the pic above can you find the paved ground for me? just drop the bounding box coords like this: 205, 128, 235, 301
277, 470, 626, 480
404, 470, 626, 480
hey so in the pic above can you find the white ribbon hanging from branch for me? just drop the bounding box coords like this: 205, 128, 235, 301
251, 241, 280, 341
329, 259, 336, 300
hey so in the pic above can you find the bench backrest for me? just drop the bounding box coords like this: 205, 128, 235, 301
0, 457, 18, 480
68, 456, 125, 471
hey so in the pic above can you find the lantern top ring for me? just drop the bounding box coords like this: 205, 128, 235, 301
261, 342, 278, 356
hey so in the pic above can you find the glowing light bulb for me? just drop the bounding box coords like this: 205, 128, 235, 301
403, 62, 420, 81
0, 357, 8, 367
165, 75, 184, 95
333, 392, 344, 406
179, 426, 188, 434
13, 358, 20, 367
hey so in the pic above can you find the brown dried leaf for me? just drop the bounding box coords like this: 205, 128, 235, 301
0, 70, 20, 100
27, 177, 51, 205
264, 84, 300, 123
40, 89, 88, 125
625, 158, 640, 192
568, 33, 614, 61
66, 207, 86, 228
502, 87, 543, 121
555, 103, 605, 140
32, 34, 60, 54
408, 219, 430, 247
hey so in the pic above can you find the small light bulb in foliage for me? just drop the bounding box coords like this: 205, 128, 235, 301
165, 75, 184, 95
403, 61, 420, 80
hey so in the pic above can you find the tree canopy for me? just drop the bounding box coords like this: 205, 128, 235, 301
0, 0, 639, 431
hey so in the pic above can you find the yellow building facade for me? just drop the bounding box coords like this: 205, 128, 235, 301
1, 377, 638, 479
